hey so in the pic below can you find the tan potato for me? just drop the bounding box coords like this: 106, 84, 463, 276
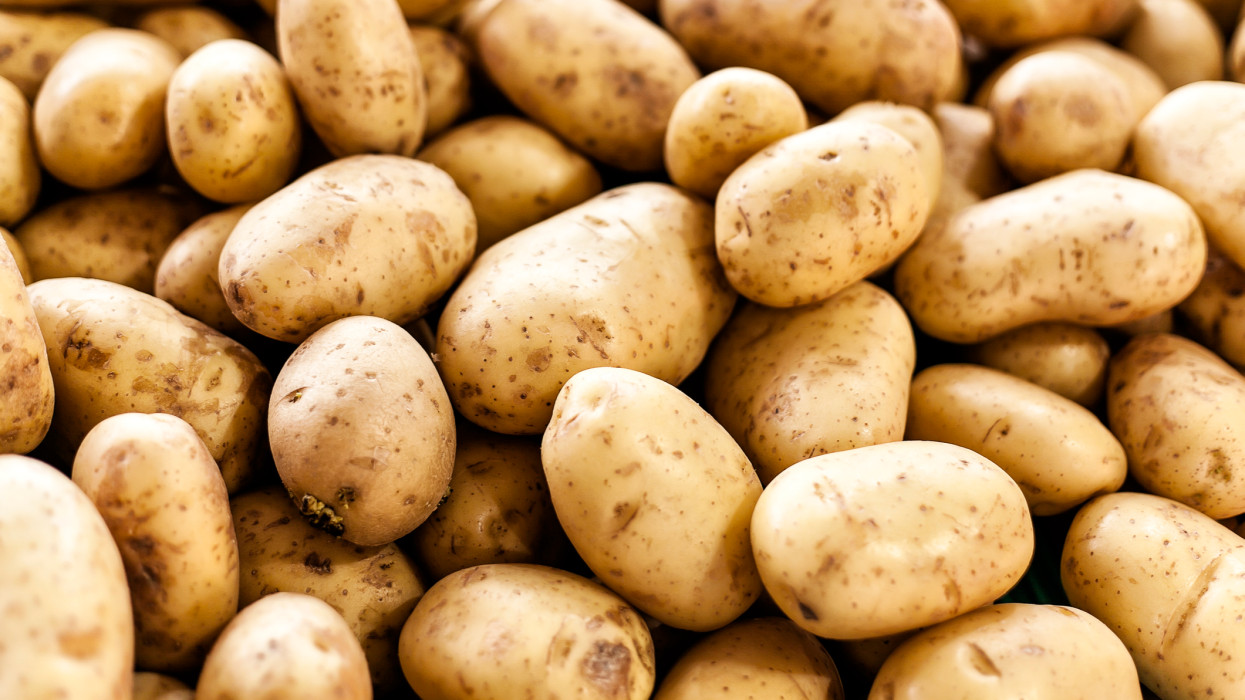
398, 564, 656, 700
232, 487, 426, 693
751, 441, 1034, 639
939, 0, 1139, 47
197, 592, 371, 700
72, 413, 239, 673
408, 23, 471, 137
277, 0, 424, 157
869, 604, 1142, 699
436, 183, 735, 435
134, 6, 246, 57
0, 240, 52, 455
895, 169, 1207, 343
270, 315, 455, 546
716, 120, 930, 307
132, 673, 192, 700
219, 154, 476, 342
167, 39, 301, 204
0, 10, 107, 100
33, 28, 180, 190
154, 205, 252, 335
417, 115, 602, 251
704, 281, 915, 484
1121, 0, 1223, 88
968, 322, 1110, 406
27, 277, 271, 493
834, 101, 944, 212
664, 67, 808, 200
1180, 248, 1245, 369
0, 76, 39, 226
0, 455, 133, 700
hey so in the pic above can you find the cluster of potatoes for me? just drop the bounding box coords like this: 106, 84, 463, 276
8, 0, 1245, 698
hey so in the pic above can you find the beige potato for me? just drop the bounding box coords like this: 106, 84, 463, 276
417, 115, 602, 251
1179, 248, 1245, 369
219, 154, 476, 342
716, 120, 930, 307
33, 28, 180, 190
0, 455, 133, 700
664, 67, 808, 200
835, 101, 943, 212
704, 281, 915, 484
167, 39, 301, 203
1122, 0, 1223, 88
232, 487, 426, 693
1108, 333, 1245, 519
278, 0, 424, 157
197, 592, 371, 700
134, 6, 246, 57
132, 673, 192, 700
408, 24, 471, 137
751, 441, 1034, 639
968, 322, 1110, 406
0, 240, 52, 455
1, 228, 30, 284
27, 277, 271, 493
895, 169, 1207, 343
73, 413, 239, 673
939, 0, 1138, 47
0, 10, 107, 100
0, 76, 38, 227
436, 183, 734, 435
869, 604, 1142, 699
154, 205, 252, 335
398, 564, 656, 700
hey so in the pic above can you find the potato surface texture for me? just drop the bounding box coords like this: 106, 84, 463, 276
0, 240, 52, 454
968, 322, 1110, 406
0, 10, 107, 100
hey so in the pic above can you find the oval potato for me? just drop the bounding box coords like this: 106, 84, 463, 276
968, 322, 1110, 407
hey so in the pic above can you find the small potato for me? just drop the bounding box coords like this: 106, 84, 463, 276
1122, 0, 1223, 89
399, 564, 656, 700
716, 120, 930, 308
417, 115, 602, 251
0, 240, 53, 454
906, 364, 1126, 515
132, 673, 192, 700
1179, 248, 1245, 369
0, 10, 107, 100
939, 0, 1139, 47
197, 592, 371, 700
868, 604, 1142, 699
751, 441, 1034, 639
408, 24, 471, 137
0, 455, 133, 700
278, 0, 424, 157
167, 39, 302, 203
154, 205, 252, 335
834, 101, 944, 212
968, 322, 1110, 406
0, 76, 39, 226
73, 413, 239, 673
664, 67, 808, 200
33, 29, 181, 190
134, 6, 247, 57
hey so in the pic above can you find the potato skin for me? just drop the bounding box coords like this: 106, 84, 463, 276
0, 10, 107, 100
154, 205, 253, 335
72, 413, 239, 673
835, 101, 943, 211
0, 76, 38, 227
0, 241, 53, 454
1121, 0, 1223, 89
134, 6, 247, 57
0, 454, 133, 700
968, 322, 1110, 407
1179, 248, 1245, 369
1, 228, 31, 284
408, 24, 471, 137
940, 0, 1138, 47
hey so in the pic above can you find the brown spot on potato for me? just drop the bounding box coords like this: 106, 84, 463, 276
580, 641, 631, 697
304, 552, 333, 574
57, 628, 102, 659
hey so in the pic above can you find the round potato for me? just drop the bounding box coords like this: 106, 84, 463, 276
154, 205, 253, 335
1121, 0, 1223, 88
0, 240, 53, 455
408, 23, 471, 137
939, 0, 1138, 47
1179, 248, 1245, 369
968, 322, 1110, 407
0, 75, 39, 227
132, 673, 192, 700
0, 10, 107, 100
134, 6, 247, 57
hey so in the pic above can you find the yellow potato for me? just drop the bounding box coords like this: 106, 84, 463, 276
1179, 248, 1245, 369
0, 240, 52, 455
408, 24, 471, 137
0, 10, 107, 100
134, 6, 247, 57
835, 101, 944, 212
0, 228, 30, 284
154, 205, 253, 335
939, 0, 1139, 47
968, 322, 1110, 407
1121, 0, 1223, 88
0, 75, 39, 227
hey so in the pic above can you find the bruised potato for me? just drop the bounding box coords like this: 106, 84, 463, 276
0, 240, 52, 454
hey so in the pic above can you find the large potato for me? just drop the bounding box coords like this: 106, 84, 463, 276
0, 75, 39, 226
0, 10, 107, 100
968, 322, 1110, 407
0, 455, 133, 700
154, 205, 252, 335
0, 240, 52, 454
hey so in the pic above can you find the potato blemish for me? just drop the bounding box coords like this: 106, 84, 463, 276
294, 491, 346, 537
580, 640, 631, 697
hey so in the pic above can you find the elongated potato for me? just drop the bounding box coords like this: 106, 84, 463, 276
1179, 248, 1245, 369
0, 75, 39, 227
134, 6, 247, 57
968, 322, 1110, 407
154, 205, 252, 335
0, 241, 52, 455
0, 10, 107, 100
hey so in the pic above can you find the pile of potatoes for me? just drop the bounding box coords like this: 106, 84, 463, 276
9, 0, 1245, 697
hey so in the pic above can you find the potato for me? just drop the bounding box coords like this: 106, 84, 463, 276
270, 315, 455, 546
167, 39, 301, 204
895, 169, 1207, 343
134, 6, 247, 57
703, 281, 915, 484
716, 120, 930, 308
16, 188, 203, 294
0, 76, 39, 227
663, 67, 808, 200
1121, 0, 1223, 88
834, 101, 943, 212
655, 618, 844, 699
661, 0, 962, 114
968, 322, 1110, 407
232, 487, 426, 693
417, 115, 602, 251
1, 228, 30, 284
436, 183, 734, 435
0, 240, 52, 455
0, 455, 133, 700
27, 277, 271, 493
197, 592, 371, 700
219, 154, 476, 342
906, 364, 1126, 515
277, 0, 424, 157
408, 24, 471, 137
33, 28, 180, 190
751, 441, 1034, 639
1063, 492, 1245, 698
72, 413, 238, 673
398, 564, 656, 700
868, 604, 1142, 699
1179, 248, 1245, 369
0, 10, 107, 100
467, 0, 699, 171
154, 205, 252, 335
542, 367, 763, 631
939, 0, 1139, 47
932, 102, 1011, 205
132, 673, 192, 700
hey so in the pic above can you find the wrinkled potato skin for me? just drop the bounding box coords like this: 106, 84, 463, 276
1122, 0, 1223, 88
399, 564, 656, 700
132, 673, 192, 700
543, 368, 764, 631
27, 277, 271, 493
0, 10, 107, 100
72, 413, 239, 673
33, 29, 180, 190
969, 322, 1110, 406
0, 76, 39, 226
155, 205, 252, 335
1, 228, 31, 284
940, 0, 1139, 47
751, 441, 1034, 640
1063, 492, 1245, 698
0, 455, 134, 700
1179, 249, 1245, 369
704, 281, 915, 484
1108, 333, 1245, 519
220, 155, 476, 342
135, 6, 247, 57
895, 169, 1207, 343
906, 364, 1126, 515
232, 487, 426, 693
0, 242, 52, 454
470, 0, 699, 171
408, 24, 471, 137
835, 101, 944, 212
869, 604, 1142, 700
